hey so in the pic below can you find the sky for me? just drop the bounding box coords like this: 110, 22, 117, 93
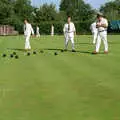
31, 0, 108, 9
85, 0, 107, 8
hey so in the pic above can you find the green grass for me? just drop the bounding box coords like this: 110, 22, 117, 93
0, 35, 120, 120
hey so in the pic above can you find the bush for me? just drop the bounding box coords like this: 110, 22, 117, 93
32, 21, 64, 35
14, 21, 92, 35
74, 21, 92, 34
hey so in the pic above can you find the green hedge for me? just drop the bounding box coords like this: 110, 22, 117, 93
32, 21, 64, 35
74, 21, 91, 34
14, 21, 92, 35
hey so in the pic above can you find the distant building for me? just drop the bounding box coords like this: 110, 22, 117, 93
0, 25, 18, 36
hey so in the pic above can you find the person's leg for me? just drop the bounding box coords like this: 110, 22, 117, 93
93, 32, 96, 44
25, 36, 28, 50
37, 32, 40, 37
93, 32, 98, 44
64, 35, 69, 50
70, 37, 75, 50
95, 34, 101, 53
25, 35, 31, 50
28, 36, 31, 50
38, 33, 40, 37
102, 32, 108, 53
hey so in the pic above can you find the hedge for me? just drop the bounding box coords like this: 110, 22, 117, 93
14, 21, 93, 35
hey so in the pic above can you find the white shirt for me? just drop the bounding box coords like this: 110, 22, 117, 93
63, 22, 76, 37
51, 26, 54, 33
97, 18, 108, 32
90, 22, 98, 33
24, 23, 34, 36
36, 26, 40, 34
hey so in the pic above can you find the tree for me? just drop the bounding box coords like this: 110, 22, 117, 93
13, 0, 33, 21
100, 0, 120, 20
33, 3, 58, 23
60, 0, 95, 21
0, 0, 34, 25
0, 0, 14, 24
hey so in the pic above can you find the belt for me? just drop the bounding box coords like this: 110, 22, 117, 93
65, 31, 74, 33
99, 30, 107, 32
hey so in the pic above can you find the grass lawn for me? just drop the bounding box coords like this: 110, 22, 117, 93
0, 35, 120, 120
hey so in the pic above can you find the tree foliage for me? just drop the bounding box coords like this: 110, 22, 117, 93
0, 0, 119, 34
0, 0, 14, 24
33, 4, 58, 23
0, 0, 33, 25
60, 0, 95, 21
100, 0, 120, 20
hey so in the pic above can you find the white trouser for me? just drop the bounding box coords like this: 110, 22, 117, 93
51, 32, 54, 36
36, 32, 40, 37
36, 33, 40, 37
65, 34, 75, 50
96, 31, 108, 52
25, 35, 31, 50
92, 31, 98, 44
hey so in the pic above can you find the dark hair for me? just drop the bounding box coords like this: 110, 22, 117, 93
68, 16, 71, 18
24, 19, 29, 23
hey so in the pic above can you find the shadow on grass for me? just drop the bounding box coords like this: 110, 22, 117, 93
43, 48, 93, 54
7, 48, 106, 55
44, 48, 108, 55
7, 48, 26, 52
75, 42, 92, 45
43, 48, 63, 51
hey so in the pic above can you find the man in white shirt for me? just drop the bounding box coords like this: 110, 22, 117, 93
51, 24, 54, 36
24, 19, 34, 50
93, 13, 109, 54
36, 26, 40, 37
90, 22, 98, 44
63, 16, 76, 52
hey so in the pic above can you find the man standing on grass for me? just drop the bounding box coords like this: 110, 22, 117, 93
93, 13, 109, 54
36, 25, 40, 38
90, 22, 98, 44
24, 19, 34, 50
63, 16, 76, 52
51, 24, 54, 36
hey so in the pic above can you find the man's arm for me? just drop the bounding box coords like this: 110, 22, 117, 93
24, 25, 26, 35
97, 24, 108, 28
97, 20, 108, 28
30, 25, 34, 35
63, 24, 66, 34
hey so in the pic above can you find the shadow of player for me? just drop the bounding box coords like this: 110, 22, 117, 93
43, 48, 92, 54
7, 48, 26, 52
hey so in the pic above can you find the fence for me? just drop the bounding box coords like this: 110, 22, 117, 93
0, 25, 18, 35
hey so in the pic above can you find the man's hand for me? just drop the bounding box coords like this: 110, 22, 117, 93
96, 23, 101, 28
101, 24, 108, 28
96, 23, 107, 28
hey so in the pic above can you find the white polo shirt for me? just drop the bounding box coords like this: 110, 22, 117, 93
63, 22, 76, 37
24, 23, 34, 36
